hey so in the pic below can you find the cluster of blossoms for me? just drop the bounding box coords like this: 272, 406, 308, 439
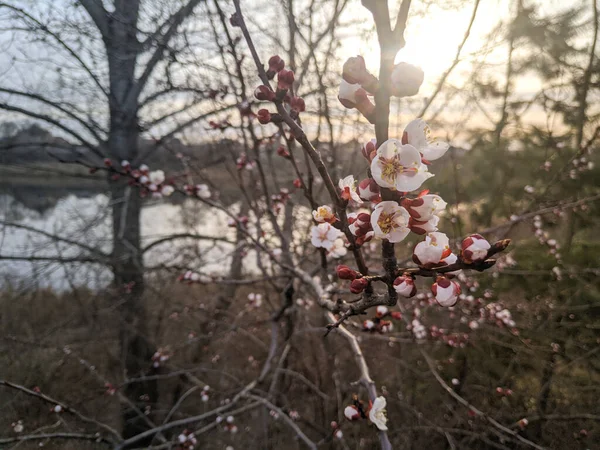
177, 430, 198, 449
101, 160, 176, 198
255, 56, 305, 125
247, 292, 262, 308
338, 56, 424, 121
533, 215, 562, 265
11, 420, 24, 433
329, 421, 344, 440
344, 395, 388, 431
495, 386, 514, 397
311, 222, 347, 258
271, 188, 290, 214
236, 152, 256, 170
359, 305, 401, 333
201, 385, 210, 402
568, 156, 594, 180
310, 105, 498, 304
177, 270, 212, 284
216, 415, 238, 434
151, 347, 171, 368
183, 183, 211, 199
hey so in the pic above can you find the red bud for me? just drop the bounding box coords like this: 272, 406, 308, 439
257, 109, 272, 124
336, 265, 359, 280
350, 277, 369, 294
254, 85, 275, 101
267, 55, 285, 78
277, 69, 295, 91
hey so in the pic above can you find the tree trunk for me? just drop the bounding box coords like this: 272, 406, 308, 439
109, 174, 158, 441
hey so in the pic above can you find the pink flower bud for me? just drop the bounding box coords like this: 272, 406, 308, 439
402, 194, 447, 221
344, 405, 361, 421
390, 62, 424, 97
293, 178, 302, 188
257, 109, 272, 124
431, 276, 461, 307
277, 69, 295, 91
104, 158, 112, 167
461, 234, 491, 264
254, 85, 275, 101
336, 265, 359, 280
277, 146, 290, 158
376, 305, 389, 318
361, 139, 377, 161
342, 56, 368, 84
393, 275, 417, 298
350, 277, 369, 294
267, 55, 285, 78
391, 311, 402, 320
363, 319, 375, 330
409, 216, 439, 235
290, 96, 305, 112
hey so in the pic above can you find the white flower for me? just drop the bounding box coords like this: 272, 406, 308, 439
338, 80, 364, 107
381, 321, 394, 333
335, 429, 343, 439
328, 238, 348, 258
376, 305, 389, 317
248, 293, 262, 308
149, 170, 165, 185
413, 232, 451, 266
393, 275, 416, 298
358, 178, 380, 201
403, 194, 447, 221
371, 139, 433, 192
409, 215, 439, 235
338, 175, 363, 203
312, 205, 336, 223
461, 234, 491, 264
411, 319, 427, 339
441, 252, 461, 275
524, 185, 535, 194
371, 201, 410, 243
311, 223, 343, 250
390, 62, 424, 97
196, 184, 211, 199
139, 175, 149, 185
403, 119, 449, 161
161, 185, 174, 196
344, 405, 360, 421
369, 396, 388, 431
432, 277, 461, 307
12, 421, 23, 433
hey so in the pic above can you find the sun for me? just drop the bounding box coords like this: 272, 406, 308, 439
339, 1, 511, 90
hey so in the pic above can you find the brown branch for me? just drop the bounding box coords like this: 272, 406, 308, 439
0, 380, 122, 441
419, 351, 547, 450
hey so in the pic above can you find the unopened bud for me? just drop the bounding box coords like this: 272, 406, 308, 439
254, 85, 275, 101
257, 109, 272, 124
290, 96, 305, 112
277, 69, 295, 91
350, 277, 369, 294
267, 55, 285, 78
336, 265, 359, 280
